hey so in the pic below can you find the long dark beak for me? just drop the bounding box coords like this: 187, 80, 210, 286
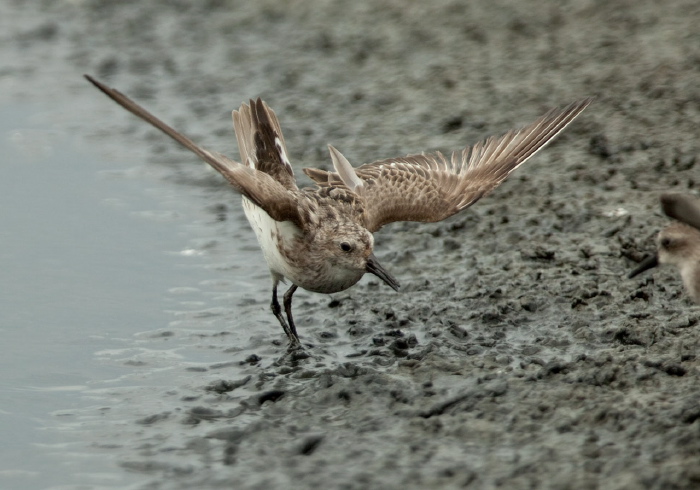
628, 254, 659, 278
366, 253, 400, 291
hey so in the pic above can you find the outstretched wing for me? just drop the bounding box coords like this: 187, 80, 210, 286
84, 75, 303, 227
232, 98, 297, 191
305, 97, 593, 232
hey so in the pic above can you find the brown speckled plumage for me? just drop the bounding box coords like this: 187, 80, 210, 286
304, 99, 590, 232
85, 74, 591, 348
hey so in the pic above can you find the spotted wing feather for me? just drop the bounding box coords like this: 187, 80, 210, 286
305, 97, 592, 232
233, 98, 297, 191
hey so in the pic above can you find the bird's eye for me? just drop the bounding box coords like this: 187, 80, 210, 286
660, 238, 672, 249
340, 242, 353, 252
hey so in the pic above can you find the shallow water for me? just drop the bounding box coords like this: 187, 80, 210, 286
0, 104, 271, 489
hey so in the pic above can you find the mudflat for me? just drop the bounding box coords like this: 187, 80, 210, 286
3, 1, 699, 488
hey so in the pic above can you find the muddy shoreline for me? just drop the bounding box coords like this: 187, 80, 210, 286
4, 1, 700, 488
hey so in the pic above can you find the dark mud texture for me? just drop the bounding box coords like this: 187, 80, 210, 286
6, 0, 700, 489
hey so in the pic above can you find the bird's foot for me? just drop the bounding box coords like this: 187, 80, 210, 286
273, 343, 311, 366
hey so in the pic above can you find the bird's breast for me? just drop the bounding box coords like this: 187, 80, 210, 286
298, 266, 366, 294
242, 197, 302, 279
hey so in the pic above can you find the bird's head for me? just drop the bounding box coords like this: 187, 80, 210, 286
312, 219, 399, 293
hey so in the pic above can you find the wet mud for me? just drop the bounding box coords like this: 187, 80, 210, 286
4, 0, 700, 488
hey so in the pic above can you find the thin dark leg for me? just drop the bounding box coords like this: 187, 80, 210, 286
283, 285, 300, 344
271, 283, 295, 343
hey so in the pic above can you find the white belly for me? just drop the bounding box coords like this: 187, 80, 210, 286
242, 196, 301, 283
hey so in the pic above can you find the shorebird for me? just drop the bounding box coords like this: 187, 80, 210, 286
629, 193, 700, 302
85, 74, 592, 348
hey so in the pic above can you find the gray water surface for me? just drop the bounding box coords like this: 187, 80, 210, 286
0, 104, 269, 489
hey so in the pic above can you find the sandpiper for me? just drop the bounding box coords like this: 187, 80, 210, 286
85, 74, 592, 348
629, 193, 700, 302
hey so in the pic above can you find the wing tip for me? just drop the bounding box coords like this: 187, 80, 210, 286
84, 74, 118, 100
660, 193, 700, 230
